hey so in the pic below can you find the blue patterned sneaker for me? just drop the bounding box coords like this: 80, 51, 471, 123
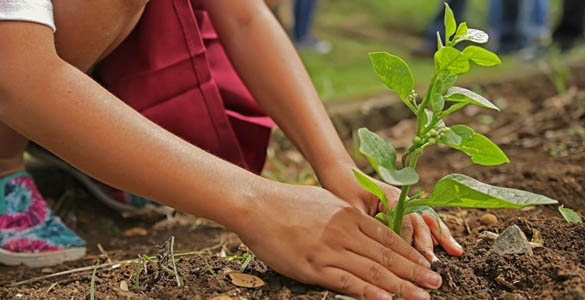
26, 144, 173, 216
0, 172, 86, 267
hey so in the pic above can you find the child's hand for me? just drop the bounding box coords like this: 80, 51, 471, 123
235, 184, 440, 300
318, 163, 464, 263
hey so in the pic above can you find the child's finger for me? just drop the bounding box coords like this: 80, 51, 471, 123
422, 214, 464, 257
410, 214, 438, 263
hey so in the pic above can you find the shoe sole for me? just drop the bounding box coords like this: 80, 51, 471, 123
0, 247, 86, 268
25, 146, 137, 213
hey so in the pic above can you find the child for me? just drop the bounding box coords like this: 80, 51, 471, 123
0, 1, 462, 299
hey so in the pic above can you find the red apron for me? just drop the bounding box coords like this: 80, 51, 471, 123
95, 0, 274, 174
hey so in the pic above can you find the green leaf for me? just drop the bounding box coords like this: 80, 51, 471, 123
444, 3, 456, 41
432, 96, 446, 113
357, 128, 396, 170
418, 174, 558, 209
457, 28, 489, 44
379, 166, 419, 186
445, 86, 499, 110
558, 205, 583, 223
440, 102, 468, 118
430, 72, 456, 114
369, 52, 414, 103
441, 127, 463, 145
435, 47, 470, 75
436, 31, 443, 49
462, 46, 501, 67
375, 212, 387, 223
439, 125, 509, 165
453, 22, 468, 42
352, 168, 389, 210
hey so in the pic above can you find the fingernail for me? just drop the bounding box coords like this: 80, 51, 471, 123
430, 252, 440, 263
411, 289, 430, 300
424, 251, 439, 264
425, 271, 442, 288
450, 236, 463, 250
375, 291, 393, 300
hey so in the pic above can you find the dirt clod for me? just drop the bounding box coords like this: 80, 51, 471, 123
480, 213, 499, 225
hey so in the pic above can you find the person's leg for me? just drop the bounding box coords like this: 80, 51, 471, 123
553, 0, 585, 50
0, 123, 28, 178
532, 0, 550, 37
0, 120, 85, 267
488, 0, 503, 51
496, 0, 524, 53
293, 0, 317, 43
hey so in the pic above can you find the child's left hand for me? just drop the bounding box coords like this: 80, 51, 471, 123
318, 162, 464, 263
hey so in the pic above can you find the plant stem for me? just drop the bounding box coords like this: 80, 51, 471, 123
391, 153, 421, 234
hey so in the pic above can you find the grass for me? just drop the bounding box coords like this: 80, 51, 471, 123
293, 0, 568, 102
89, 258, 100, 300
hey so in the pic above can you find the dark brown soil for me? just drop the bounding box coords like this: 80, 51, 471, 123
1, 67, 584, 299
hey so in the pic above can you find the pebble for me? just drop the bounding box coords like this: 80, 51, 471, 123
119, 280, 129, 291
492, 225, 533, 256
479, 213, 498, 225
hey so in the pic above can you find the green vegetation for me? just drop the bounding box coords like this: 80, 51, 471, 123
559, 205, 583, 224
301, 0, 568, 101
353, 4, 559, 234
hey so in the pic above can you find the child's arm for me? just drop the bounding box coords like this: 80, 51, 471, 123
0, 22, 439, 300
202, 0, 463, 258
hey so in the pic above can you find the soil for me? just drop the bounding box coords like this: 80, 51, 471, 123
1, 67, 584, 299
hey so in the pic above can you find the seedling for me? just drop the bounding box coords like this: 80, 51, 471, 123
89, 257, 102, 300
559, 205, 583, 224
353, 3, 559, 235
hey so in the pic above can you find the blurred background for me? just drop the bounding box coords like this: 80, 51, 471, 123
269, 0, 585, 102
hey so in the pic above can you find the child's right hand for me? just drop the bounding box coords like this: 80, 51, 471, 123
233, 183, 442, 300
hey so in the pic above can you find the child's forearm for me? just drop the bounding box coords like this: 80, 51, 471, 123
0, 22, 262, 231
203, 0, 355, 175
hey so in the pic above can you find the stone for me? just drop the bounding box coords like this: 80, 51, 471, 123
119, 280, 129, 291
492, 225, 533, 256
479, 213, 498, 225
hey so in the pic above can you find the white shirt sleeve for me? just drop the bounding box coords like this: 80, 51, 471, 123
0, 0, 55, 32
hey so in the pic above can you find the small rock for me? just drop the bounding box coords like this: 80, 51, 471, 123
227, 272, 265, 288
480, 213, 498, 225
119, 280, 129, 291
493, 225, 533, 256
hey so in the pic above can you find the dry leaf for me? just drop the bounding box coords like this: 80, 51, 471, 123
123, 227, 148, 237
228, 272, 265, 288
